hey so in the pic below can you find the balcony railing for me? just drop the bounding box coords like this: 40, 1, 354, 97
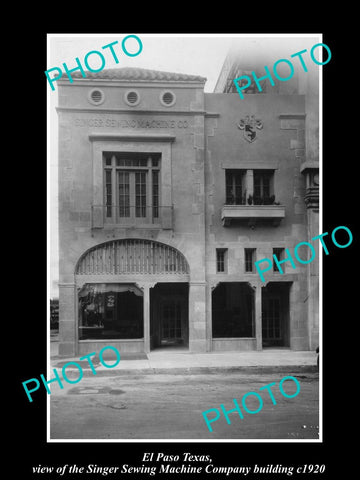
91, 205, 173, 230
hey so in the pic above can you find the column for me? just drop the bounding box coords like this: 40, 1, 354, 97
189, 282, 207, 352
142, 284, 151, 354
58, 282, 77, 356
254, 284, 263, 351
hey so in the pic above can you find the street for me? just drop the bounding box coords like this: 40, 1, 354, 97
49, 371, 319, 440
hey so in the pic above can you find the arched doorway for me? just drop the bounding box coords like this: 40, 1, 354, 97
75, 238, 190, 353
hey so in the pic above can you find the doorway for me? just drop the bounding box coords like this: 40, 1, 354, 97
150, 283, 189, 349
262, 282, 291, 347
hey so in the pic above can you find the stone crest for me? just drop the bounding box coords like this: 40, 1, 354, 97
237, 115, 263, 143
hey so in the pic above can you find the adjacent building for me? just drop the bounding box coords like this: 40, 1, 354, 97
56, 38, 320, 356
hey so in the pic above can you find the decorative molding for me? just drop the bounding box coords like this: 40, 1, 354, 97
56, 106, 209, 116
278, 114, 306, 120
304, 187, 319, 209
135, 281, 158, 290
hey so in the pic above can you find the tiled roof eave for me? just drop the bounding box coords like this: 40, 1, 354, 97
59, 67, 207, 84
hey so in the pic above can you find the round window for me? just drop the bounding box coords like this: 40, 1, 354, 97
88, 89, 105, 105
160, 90, 176, 106
125, 90, 140, 106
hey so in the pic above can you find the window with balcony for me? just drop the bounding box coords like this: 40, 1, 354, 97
253, 170, 274, 205
222, 168, 284, 226
103, 153, 161, 224
226, 170, 246, 205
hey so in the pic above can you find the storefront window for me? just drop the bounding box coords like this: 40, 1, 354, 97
78, 283, 143, 340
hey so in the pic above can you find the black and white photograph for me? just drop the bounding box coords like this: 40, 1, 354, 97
46, 33, 322, 442
14, 28, 355, 479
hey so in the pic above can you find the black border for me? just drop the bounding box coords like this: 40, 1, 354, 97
13, 25, 353, 479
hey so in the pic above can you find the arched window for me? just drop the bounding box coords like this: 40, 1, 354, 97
76, 239, 189, 276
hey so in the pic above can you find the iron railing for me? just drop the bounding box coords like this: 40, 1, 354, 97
91, 204, 173, 229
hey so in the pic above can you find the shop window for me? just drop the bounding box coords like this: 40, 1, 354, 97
212, 283, 255, 337
216, 248, 228, 273
104, 152, 161, 223
245, 248, 256, 272
78, 284, 143, 340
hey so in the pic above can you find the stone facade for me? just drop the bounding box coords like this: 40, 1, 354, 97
56, 63, 319, 356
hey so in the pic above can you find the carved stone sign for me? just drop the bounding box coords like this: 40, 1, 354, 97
74, 117, 189, 129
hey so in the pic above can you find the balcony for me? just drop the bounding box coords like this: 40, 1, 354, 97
221, 203, 285, 227
91, 205, 173, 230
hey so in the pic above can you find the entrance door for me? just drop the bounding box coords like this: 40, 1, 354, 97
150, 283, 189, 350
262, 296, 282, 346
160, 297, 183, 345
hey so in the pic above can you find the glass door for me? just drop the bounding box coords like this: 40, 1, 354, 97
160, 298, 182, 345
262, 295, 283, 346
117, 170, 148, 223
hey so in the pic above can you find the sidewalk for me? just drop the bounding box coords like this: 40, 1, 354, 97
50, 335, 318, 375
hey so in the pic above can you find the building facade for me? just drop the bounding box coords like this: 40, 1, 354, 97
56, 44, 320, 356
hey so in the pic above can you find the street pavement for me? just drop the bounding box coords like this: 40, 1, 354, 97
49, 371, 319, 440
48, 338, 319, 441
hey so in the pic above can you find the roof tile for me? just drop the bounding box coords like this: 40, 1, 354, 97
71, 67, 206, 82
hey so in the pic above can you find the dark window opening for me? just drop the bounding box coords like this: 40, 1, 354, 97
212, 283, 255, 337
273, 248, 284, 273
245, 248, 256, 272
216, 248, 227, 273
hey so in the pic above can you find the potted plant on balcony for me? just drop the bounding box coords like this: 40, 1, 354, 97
247, 195, 253, 205
264, 195, 275, 205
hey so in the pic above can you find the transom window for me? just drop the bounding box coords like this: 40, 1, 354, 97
104, 152, 160, 223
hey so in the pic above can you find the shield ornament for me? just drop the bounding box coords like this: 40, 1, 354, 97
238, 115, 263, 143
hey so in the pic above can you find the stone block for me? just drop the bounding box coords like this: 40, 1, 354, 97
58, 342, 76, 357
59, 320, 75, 342
189, 339, 207, 352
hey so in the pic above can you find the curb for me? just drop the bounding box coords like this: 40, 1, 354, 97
75, 364, 318, 377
